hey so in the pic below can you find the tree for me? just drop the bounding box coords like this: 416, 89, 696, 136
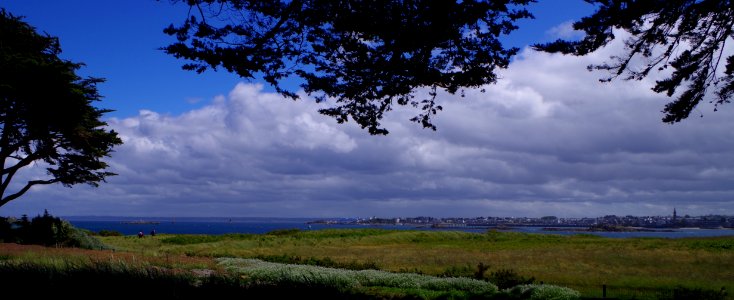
535, 0, 734, 123
0, 10, 122, 208
162, 0, 533, 134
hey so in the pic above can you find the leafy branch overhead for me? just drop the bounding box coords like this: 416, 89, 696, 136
162, 0, 533, 134
535, 0, 734, 123
0, 10, 122, 208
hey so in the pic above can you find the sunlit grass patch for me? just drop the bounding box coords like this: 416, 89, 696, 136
220, 257, 501, 297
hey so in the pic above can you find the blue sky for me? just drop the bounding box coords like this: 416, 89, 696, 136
2, 0, 594, 118
2, 0, 243, 117
2, 1, 734, 218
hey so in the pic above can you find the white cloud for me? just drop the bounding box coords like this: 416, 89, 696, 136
4, 37, 734, 218
546, 21, 584, 40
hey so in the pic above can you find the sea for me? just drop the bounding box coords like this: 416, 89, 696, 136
64, 216, 734, 239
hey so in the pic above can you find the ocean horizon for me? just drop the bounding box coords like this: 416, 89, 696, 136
61, 216, 734, 239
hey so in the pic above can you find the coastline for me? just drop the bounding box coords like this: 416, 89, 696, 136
60, 217, 734, 239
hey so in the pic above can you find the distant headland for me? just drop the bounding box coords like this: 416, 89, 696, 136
120, 220, 160, 225
307, 210, 734, 231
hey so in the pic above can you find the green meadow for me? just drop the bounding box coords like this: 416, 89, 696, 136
96, 229, 734, 299
2, 228, 732, 299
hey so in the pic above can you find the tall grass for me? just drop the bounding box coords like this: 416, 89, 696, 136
0, 242, 217, 271
101, 229, 734, 299
0, 242, 580, 299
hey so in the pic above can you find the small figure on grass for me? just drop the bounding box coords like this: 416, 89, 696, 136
137, 231, 144, 238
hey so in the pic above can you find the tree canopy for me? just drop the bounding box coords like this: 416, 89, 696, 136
164, 1, 734, 131
0, 10, 122, 208
535, 0, 734, 123
162, 0, 533, 134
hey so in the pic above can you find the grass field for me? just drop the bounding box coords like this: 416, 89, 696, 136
98, 229, 733, 299
0, 240, 576, 299
2, 228, 732, 299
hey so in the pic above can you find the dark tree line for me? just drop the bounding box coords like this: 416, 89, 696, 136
0, 210, 102, 248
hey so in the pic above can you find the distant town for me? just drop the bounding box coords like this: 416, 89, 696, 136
309, 209, 734, 230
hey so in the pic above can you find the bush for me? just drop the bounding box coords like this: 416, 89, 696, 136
0, 217, 14, 243
96, 230, 123, 237
265, 228, 301, 236
475, 262, 491, 280
0, 210, 107, 249
488, 268, 535, 290
657, 285, 728, 300
464, 263, 535, 290
66, 225, 109, 250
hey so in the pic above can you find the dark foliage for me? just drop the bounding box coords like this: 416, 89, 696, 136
474, 262, 491, 280
95, 229, 123, 237
0, 9, 121, 208
265, 228, 302, 236
658, 285, 728, 300
487, 269, 534, 290
0, 262, 411, 300
535, 0, 734, 123
162, 0, 533, 134
443, 263, 535, 290
0, 210, 105, 249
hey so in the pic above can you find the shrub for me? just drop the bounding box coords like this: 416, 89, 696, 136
488, 268, 535, 290
657, 285, 728, 300
0, 217, 13, 242
65, 225, 109, 250
96, 230, 123, 237
265, 228, 301, 236
475, 262, 491, 280
461, 263, 535, 290
0, 211, 106, 249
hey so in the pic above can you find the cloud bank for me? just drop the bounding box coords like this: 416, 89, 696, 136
6, 40, 734, 218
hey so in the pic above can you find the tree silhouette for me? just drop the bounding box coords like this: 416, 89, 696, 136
162, 0, 533, 134
0, 10, 122, 208
535, 0, 734, 123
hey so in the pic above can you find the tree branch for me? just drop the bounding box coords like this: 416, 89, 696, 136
1, 151, 40, 176
0, 179, 56, 208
